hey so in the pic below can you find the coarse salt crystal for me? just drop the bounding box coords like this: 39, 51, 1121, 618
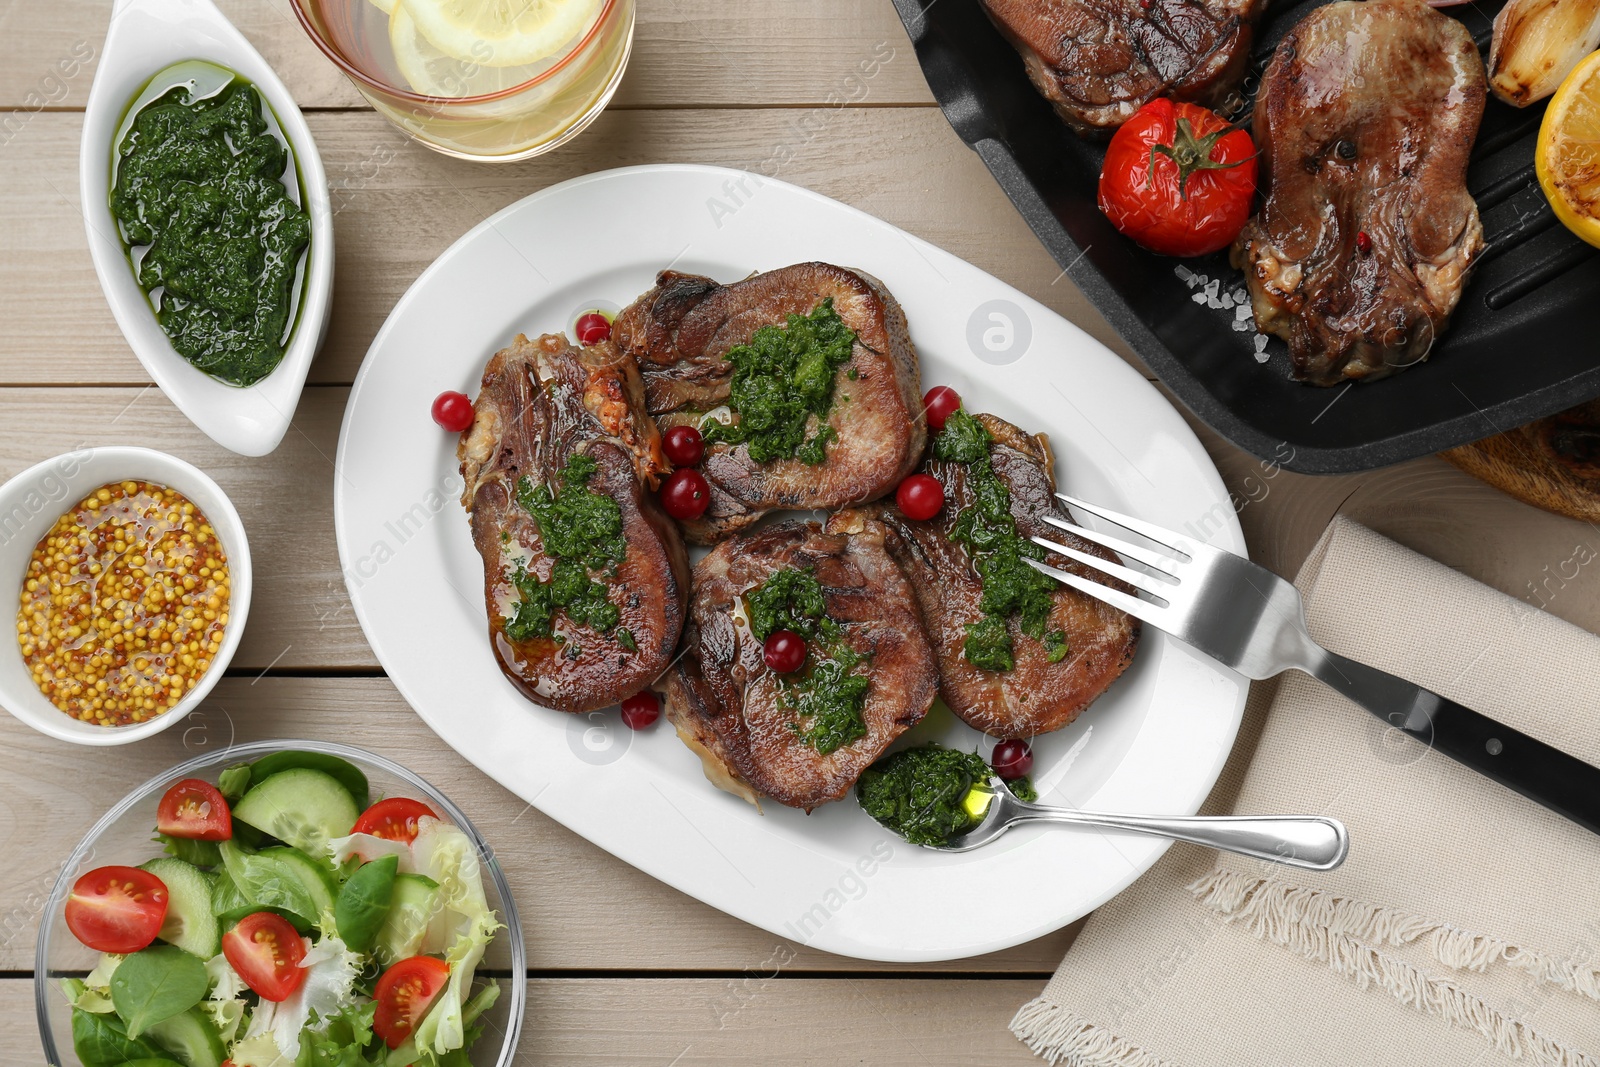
1253, 334, 1270, 363
1235, 304, 1252, 321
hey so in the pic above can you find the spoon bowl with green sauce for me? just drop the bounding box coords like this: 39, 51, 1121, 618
859, 745, 1349, 869
80, 0, 334, 457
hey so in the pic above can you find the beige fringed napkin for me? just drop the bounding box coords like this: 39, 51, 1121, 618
1012, 517, 1600, 1067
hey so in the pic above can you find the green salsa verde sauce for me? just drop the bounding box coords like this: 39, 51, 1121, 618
702, 299, 858, 465
934, 409, 1069, 671
110, 62, 311, 388
504, 454, 627, 646
745, 566, 871, 755
856, 745, 1037, 846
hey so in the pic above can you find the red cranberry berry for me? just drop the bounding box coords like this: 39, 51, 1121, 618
762, 630, 807, 674
895, 473, 945, 521
660, 468, 710, 521
922, 386, 962, 432
991, 739, 1033, 780
662, 424, 705, 467
621, 691, 660, 729
432, 391, 475, 433
575, 312, 612, 346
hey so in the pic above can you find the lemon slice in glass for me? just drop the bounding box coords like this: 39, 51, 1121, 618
367, 0, 397, 14
399, 0, 602, 69
1537, 48, 1600, 249
389, 5, 547, 97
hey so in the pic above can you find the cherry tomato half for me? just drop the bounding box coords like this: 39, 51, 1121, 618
621, 691, 660, 729
351, 797, 437, 845
1098, 99, 1257, 258
662, 424, 705, 467
896, 474, 945, 521
156, 778, 232, 841
922, 386, 961, 432
64, 866, 169, 954
432, 391, 475, 433
373, 955, 451, 1049
660, 468, 710, 521
223, 913, 307, 1002
575, 312, 612, 346
992, 739, 1033, 780
763, 630, 807, 674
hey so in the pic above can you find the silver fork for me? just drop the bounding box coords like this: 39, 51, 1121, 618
1026, 494, 1600, 837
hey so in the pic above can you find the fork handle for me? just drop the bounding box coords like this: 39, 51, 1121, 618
1310, 649, 1600, 836
1012, 807, 1348, 870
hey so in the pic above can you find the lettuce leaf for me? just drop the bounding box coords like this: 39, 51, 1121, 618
242, 933, 364, 1061
408, 819, 503, 1057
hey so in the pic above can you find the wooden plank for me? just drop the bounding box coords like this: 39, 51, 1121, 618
0, 0, 935, 113
0, 108, 1130, 388
11, 976, 1043, 1064
0, 675, 1079, 973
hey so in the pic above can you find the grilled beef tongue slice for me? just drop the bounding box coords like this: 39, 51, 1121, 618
1231, 0, 1487, 385
458, 333, 688, 715
612, 262, 925, 544
665, 519, 938, 812
981, 0, 1265, 135
840, 413, 1139, 738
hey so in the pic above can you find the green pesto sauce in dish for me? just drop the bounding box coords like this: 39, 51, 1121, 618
701, 298, 858, 465
504, 454, 626, 644
745, 566, 871, 755
110, 64, 311, 388
935, 409, 1069, 672
857, 745, 1036, 845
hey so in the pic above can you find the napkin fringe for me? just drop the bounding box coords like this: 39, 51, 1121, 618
1010, 998, 1175, 1067
1189, 870, 1600, 1002
1190, 871, 1600, 1067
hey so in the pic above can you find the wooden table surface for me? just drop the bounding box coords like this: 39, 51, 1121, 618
6, 3, 1600, 1063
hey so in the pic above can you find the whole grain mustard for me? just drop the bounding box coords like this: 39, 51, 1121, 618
15, 481, 230, 726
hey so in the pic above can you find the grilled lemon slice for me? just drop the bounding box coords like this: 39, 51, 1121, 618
1537, 48, 1600, 249
399, 0, 601, 68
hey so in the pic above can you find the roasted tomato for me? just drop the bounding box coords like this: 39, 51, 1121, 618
64, 866, 169, 954
351, 797, 437, 845
1097, 98, 1257, 257
156, 777, 232, 840
223, 912, 307, 1002
373, 955, 451, 1049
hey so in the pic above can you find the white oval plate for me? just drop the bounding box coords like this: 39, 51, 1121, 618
334, 165, 1246, 962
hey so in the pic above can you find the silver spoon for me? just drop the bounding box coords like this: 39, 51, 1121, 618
930, 778, 1349, 870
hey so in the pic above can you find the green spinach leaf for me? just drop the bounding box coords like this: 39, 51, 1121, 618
107, 945, 208, 1038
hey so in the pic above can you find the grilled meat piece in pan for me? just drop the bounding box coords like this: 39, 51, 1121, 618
1232, 0, 1487, 385
458, 333, 689, 714
665, 519, 938, 811
839, 412, 1139, 737
981, 0, 1266, 135
613, 262, 925, 544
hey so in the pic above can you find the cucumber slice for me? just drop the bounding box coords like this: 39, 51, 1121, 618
373, 873, 439, 965
232, 768, 359, 855
139, 858, 219, 959
246, 751, 370, 809
144, 1008, 225, 1067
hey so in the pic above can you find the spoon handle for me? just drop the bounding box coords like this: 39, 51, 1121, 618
1015, 806, 1349, 870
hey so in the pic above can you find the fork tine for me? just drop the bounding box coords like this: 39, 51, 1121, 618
1055, 492, 1193, 558
1030, 535, 1173, 603
1040, 513, 1180, 574
1023, 557, 1165, 627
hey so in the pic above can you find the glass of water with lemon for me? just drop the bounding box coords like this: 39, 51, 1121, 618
291, 0, 634, 160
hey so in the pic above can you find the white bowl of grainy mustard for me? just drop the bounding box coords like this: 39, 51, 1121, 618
0, 447, 251, 745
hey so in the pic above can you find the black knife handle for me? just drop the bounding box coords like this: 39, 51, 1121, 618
1312, 649, 1600, 836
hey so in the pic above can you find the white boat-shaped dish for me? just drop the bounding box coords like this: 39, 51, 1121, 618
79, 0, 334, 457
335, 165, 1249, 962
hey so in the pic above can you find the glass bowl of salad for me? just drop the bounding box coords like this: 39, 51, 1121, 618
34, 739, 524, 1067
